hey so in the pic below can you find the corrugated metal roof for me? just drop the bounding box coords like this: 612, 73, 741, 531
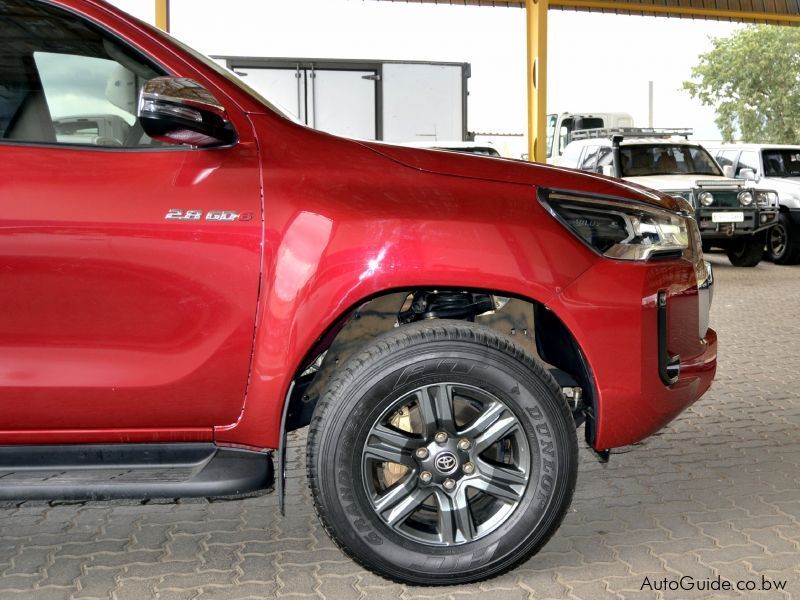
370, 0, 800, 24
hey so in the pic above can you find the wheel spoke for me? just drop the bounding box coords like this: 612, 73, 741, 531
428, 383, 456, 432
473, 414, 518, 453
471, 459, 528, 504
435, 488, 475, 544
459, 400, 505, 439
471, 471, 525, 504
374, 474, 418, 513
417, 384, 456, 437
364, 424, 416, 466
383, 487, 430, 527
477, 459, 529, 487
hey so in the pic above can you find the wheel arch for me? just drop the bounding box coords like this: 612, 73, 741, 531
281, 287, 598, 446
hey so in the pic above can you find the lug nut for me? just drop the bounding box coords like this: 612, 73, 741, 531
443, 478, 456, 490
415, 447, 429, 459
457, 438, 471, 451
434, 431, 448, 444
462, 462, 475, 475
420, 471, 432, 483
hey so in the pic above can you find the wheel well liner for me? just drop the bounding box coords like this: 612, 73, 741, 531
284, 289, 597, 441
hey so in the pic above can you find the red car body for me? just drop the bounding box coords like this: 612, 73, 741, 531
0, 0, 716, 453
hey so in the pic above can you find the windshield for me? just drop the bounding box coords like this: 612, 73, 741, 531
620, 144, 722, 177
762, 149, 800, 177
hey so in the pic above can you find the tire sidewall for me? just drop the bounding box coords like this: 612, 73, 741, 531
727, 234, 764, 267
313, 339, 576, 584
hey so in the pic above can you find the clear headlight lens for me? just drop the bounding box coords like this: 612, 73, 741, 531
698, 191, 714, 206
738, 191, 754, 206
755, 191, 778, 207
541, 191, 691, 261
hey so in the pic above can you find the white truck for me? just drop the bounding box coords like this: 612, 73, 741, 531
707, 145, 800, 264
213, 56, 470, 143
561, 128, 780, 267
546, 111, 633, 164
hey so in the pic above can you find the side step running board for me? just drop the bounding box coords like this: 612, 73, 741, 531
0, 443, 273, 501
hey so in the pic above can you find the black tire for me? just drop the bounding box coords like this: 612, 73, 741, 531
308, 320, 578, 585
702, 241, 712, 254
767, 213, 800, 265
726, 234, 765, 267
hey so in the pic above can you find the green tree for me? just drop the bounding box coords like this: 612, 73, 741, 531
684, 25, 800, 143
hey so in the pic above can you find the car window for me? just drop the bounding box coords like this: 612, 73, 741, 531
716, 150, 738, 168
559, 142, 583, 168
736, 151, 759, 177
620, 144, 722, 177
579, 145, 601, 171
595, 147, 613, 172
0, 0, 169, 147
762, 149, 800, 177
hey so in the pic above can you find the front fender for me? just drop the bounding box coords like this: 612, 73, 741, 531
215, 115, 600, 448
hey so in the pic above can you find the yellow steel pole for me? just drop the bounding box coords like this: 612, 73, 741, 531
155, 0, 170, 32
526, 0, 548, 163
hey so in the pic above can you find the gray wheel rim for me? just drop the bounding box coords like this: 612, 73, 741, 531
770, 223, 787, 258
361, 383, 532, 546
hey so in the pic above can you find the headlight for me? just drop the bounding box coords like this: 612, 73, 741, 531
541, 191, 691, 261
698, 191, 714, 206
738, 191, 754, 206
755, 191, 778, 207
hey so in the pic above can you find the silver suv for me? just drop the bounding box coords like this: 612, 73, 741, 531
708, 145, 800, 264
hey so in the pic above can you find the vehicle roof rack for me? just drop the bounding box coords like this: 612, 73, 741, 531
570, 127, 694, 141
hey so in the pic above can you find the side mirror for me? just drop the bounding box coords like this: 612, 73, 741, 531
739, 168, 757, 181
722, 165, 735, 178
138, 77, 235, 147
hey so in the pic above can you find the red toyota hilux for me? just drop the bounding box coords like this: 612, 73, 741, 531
0, 0, 716, 585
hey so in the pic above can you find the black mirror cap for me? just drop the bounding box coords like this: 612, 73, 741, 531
138, 77, 236, 148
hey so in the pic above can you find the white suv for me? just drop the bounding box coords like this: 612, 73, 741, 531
708, 145, 800, 264
560, 129, 780, 267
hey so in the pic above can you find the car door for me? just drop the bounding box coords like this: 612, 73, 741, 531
0, 0, 262, 436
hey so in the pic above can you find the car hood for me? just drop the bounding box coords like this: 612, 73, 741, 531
761, 176, 800, 190
623, 174, 738, 191
358, 141, 680, 212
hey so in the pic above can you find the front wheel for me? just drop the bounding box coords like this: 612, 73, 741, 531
767, 213, 800, 265
726, 234, 765, 267
308, 320, 578, 585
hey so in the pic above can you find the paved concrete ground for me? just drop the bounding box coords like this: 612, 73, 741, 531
1, 253, 799, 599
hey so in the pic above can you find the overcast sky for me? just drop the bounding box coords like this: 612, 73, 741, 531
110, 0, 740, 153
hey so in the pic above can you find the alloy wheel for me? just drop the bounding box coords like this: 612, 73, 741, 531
769, 222, 787, 259
361, 383, 531, 546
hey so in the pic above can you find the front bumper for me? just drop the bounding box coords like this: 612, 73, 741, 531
547, 256, 717, 450
695, 206, 778, 238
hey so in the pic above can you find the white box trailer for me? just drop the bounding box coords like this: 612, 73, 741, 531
213, 57, 470, 143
